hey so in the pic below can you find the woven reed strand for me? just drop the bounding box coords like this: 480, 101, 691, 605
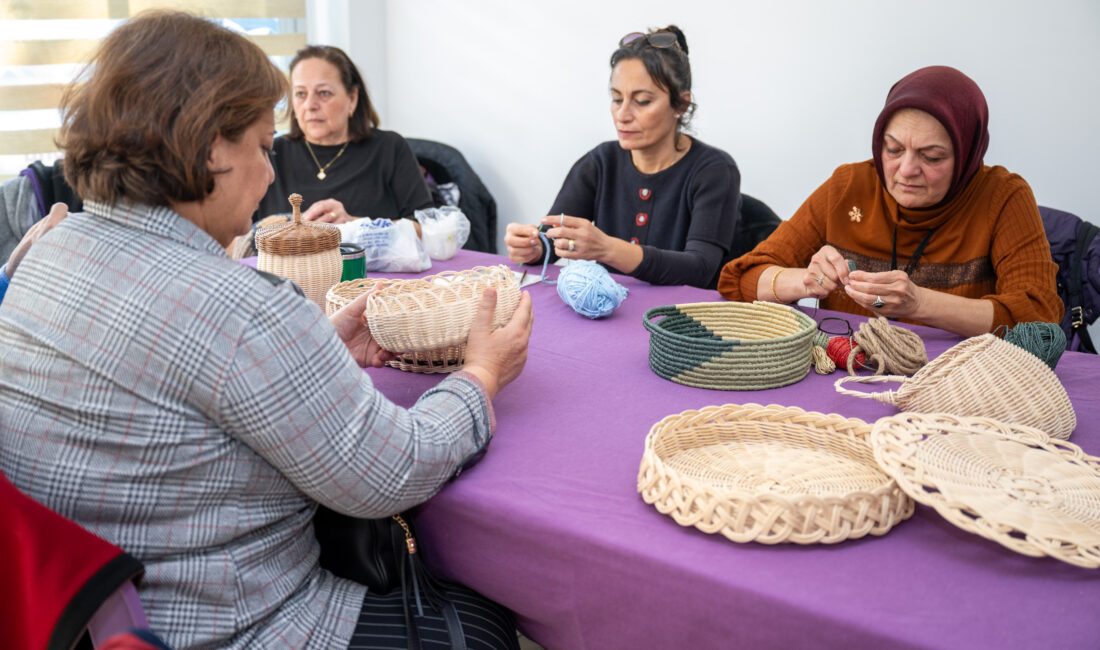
643, 302, 816, 390
848, 316, 928, 376
638, 403, 914, 544
258, 247, 342, 309
871, 413, 1100, 568
834, 333, 1077, 440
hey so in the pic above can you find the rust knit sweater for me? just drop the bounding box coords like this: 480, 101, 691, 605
718, 161, 1063, 332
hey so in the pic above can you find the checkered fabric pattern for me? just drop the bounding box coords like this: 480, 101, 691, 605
0, 201, 495, 649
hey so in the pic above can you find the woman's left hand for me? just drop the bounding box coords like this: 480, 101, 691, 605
542, 214, 609, 261
303, 198, 355, 223
844, 269, 926, 318
329, 285, 395, 368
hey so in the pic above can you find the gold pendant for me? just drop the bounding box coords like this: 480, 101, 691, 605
317, 170, 326, 180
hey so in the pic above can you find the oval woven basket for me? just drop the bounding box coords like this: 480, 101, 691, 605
362, 265, 520, 373
834, 333, 1077, 440
871, 412, 1100, 568
325, 278, 374, 317
643, 301, 816, 390
638, 403, 914, 544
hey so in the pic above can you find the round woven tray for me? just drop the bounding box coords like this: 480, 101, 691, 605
871, 413, 1100, 568
643, 301, 816, 390
835, 333, 1077, 440
364, 265, 520, 373
638, 403, 914, 544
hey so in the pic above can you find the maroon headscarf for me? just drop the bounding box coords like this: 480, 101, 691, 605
872, 66, 990, 208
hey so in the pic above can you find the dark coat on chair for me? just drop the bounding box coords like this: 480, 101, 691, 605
407, 138, 497, 254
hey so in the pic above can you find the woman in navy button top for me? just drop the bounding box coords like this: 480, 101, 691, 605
504, 26, 742, 289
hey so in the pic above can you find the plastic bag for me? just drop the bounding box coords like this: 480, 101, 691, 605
414, 206, 470, 261
336, 218, 430, 273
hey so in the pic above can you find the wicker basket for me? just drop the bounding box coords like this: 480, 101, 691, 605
871, 412, 1100, 568
835, 333, 1077, 440
256, 195, 341, 309
638, 403, 914, 544
325, 278, 374, 317
643, 301, 816, 390
364, 265, 520, 373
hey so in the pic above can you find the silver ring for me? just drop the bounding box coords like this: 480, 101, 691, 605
568, 239, 576, 252
871, 296, 885, 309
816, 274, 825, 286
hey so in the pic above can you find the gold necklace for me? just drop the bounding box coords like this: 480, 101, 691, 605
304, 139, 350, 180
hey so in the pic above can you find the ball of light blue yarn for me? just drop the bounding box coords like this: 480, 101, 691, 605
1005, 321, 1066, 369
556, 260, 628, 319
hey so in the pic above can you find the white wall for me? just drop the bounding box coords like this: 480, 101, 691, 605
318, 0, 1100, 336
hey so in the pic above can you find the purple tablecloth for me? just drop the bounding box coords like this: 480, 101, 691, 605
267, 251, 1100, 649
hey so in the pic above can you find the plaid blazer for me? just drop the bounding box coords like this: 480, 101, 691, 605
0, 201, 494, 648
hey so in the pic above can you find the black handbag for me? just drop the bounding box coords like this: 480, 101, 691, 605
313, 506, 468, 650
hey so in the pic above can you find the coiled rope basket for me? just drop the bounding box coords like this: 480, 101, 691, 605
351, 265, 520, 373
643, 301, 816, 390
638, 403, 914, 544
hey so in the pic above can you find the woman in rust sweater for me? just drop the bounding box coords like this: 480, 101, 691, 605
718, 66, 1062, 336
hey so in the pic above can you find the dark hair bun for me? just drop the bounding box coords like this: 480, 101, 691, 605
663, 25, 689, 55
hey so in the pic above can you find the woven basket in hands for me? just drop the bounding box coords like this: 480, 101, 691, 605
643, 301, 816, 390
834, 333, 1077, 440
325, 278, 374, 317
256, 194, 341, 309
638, 403, 914, 544
871, 412, 1100, 568
364, 265, 520, 373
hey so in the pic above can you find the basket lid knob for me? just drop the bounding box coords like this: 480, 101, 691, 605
255, 192, 341, 256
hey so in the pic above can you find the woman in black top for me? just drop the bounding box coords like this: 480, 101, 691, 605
504, 26, 742, 289
255, 45, 432, 224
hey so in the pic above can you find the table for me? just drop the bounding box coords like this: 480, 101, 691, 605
360, 250, 1100, 650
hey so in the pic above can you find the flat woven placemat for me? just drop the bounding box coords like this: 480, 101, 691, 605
638, 403, 914, 544
643, 301, 816, 390
835, 333, 1077, 440
871, 412, 1100, 568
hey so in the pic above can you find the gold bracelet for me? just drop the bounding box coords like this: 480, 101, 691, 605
769, 267, 786, 302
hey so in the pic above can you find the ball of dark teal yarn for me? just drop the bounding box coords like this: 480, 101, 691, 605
1005, 321, 1066, 369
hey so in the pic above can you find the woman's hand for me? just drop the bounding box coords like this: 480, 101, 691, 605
844, 269, 924, 318
543, 214, 610, 261
504, 222, 544, 264
329, 285, 396, 368
461, 287, 534, 400
802, 244, 854, 300
303, 198, 355, 223
8, 203, 68, 277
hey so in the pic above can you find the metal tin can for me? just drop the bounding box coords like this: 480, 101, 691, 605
339, 242, 366, 281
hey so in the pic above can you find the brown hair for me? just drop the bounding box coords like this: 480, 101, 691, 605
58, 10, 288, 206
286, 45, 379, 142
610, 25, 695, 134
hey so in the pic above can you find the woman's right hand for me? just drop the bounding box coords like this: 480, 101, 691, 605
504, 222, 544, 265
802, 244, 853, 299
461, 287, 534, 400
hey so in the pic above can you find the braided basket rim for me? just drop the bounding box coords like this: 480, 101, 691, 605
638, 403, 914, 544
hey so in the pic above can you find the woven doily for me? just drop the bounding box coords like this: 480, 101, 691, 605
871, 413, 1100, 568
638, 403, 914, 544
643, 301, 816, 390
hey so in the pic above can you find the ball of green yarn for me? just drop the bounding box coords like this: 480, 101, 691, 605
1005, 321, 1066, 369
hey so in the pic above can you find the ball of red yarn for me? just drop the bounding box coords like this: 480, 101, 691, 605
826, 336, 867, 370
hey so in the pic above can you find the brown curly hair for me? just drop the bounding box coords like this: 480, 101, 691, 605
59, 10, 288, 206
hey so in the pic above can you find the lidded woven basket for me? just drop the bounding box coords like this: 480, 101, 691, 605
643, 301, 816, 390
363, 265, 520, 373
834, 333, 1077, 440
871, 412, 1100, 568
638, 403, 914, 544
256, 193, 342, 308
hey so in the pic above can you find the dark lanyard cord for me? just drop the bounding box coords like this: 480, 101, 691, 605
891, 225, 937, 276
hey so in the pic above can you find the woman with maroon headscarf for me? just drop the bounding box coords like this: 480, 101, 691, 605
718, 66, 1062, 336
